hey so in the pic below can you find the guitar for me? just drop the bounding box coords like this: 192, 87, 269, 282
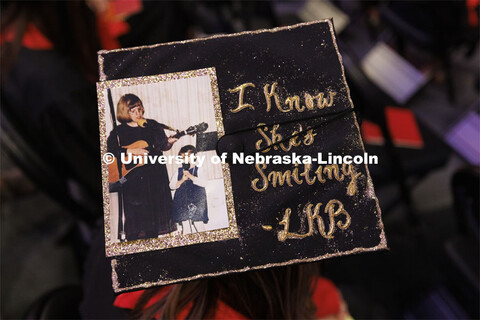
108, 122, 208, 183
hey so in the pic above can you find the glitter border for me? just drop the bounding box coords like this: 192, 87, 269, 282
99, 19, 388, 292
98, 54, 106, 81
111, 243, 387, 293
326, 19, 387, 249
98, 19, 331, 56
97, 67, 239, 257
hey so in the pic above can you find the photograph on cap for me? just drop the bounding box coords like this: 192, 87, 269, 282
98, 68, 239, 256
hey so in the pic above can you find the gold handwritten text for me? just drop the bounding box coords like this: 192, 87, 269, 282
251, 163, 361, 196
228, 81, 336, 113
255, 123, 316, 152
228, 83, 256, 113
277, 200, 351, 241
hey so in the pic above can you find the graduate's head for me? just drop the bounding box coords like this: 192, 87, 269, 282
117, 94, 145, 123
130, 264, 319, 319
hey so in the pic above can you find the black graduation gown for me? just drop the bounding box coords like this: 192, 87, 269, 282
107, 119, 176, 241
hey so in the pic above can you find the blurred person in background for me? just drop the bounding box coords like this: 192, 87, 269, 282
0, 3, 196, 316
1, 3, 115, 318
1, 1, 108, 222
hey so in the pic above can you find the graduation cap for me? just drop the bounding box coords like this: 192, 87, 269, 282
97, 19, 387, 293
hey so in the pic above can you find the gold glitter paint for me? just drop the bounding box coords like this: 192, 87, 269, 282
111, 244, 388, 293
111, 259, 119, 291
276, 200, 351, 242
98, 19, 334, 56
326, 19, 387, 248
228, 82, 256, 113
97, 68, 239, 257
250, 162, 361, 194
102, 19, 388, 292
98, 54, 106, 81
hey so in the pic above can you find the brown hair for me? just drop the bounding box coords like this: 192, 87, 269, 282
179, 145, 197, 155
117, 94, 145, 123
131, 264, 319, 319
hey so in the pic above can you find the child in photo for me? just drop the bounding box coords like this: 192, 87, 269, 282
170, 145, 208, 234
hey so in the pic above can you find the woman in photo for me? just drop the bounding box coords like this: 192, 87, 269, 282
107, 93, 177, 241
170, 145, 208, 234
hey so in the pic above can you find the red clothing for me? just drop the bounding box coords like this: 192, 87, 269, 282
0, 0, 140, 51
0, 20, 125, 51
0, 24, 53, 50
114, 277, 341, 319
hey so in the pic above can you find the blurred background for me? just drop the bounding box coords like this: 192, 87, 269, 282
1, 0, 478, 319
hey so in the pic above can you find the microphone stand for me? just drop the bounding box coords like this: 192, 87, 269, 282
107, 89, 126, 242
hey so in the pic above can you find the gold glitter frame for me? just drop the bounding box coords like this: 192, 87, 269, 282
97, 67, 239, 257
98, 19, 387, 292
